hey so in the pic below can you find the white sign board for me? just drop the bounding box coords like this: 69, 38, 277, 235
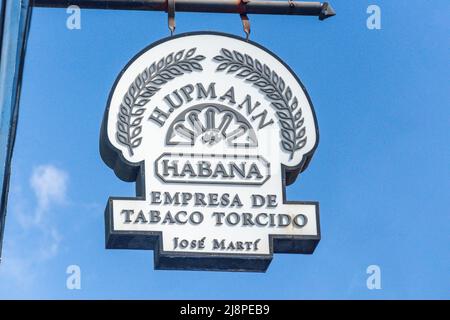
100, 32, 320, 272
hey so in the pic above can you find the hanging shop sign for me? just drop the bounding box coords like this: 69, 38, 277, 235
100, 32, 320, 272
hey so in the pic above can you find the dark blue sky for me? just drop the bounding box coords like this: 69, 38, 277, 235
0, 0, 448, 298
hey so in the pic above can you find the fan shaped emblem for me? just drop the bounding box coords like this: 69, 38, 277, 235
166, 104, 258, 148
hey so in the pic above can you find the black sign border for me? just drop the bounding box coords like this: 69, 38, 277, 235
100, 31, 320, 272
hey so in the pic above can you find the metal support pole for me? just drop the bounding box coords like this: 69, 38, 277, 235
0, 0, 32, 261
32, 0, 335, 20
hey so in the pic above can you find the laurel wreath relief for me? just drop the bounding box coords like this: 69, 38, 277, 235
213, 49, 307, 160
116, 48, 205, 156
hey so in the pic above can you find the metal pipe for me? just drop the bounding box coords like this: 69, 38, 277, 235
32, 0, 336, 20
0, 0, 32, 262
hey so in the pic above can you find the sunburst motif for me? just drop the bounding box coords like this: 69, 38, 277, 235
166, 104, 258, 148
